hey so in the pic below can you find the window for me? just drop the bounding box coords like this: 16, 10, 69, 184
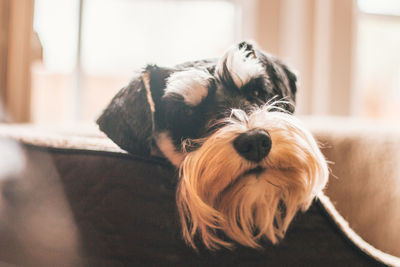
8, 0, 399, 124
32, 0, 238, 123
353, 0, 400, 121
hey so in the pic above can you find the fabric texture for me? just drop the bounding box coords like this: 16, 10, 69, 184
0, 121, 399, 266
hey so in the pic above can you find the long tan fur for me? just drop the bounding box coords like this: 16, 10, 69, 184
176, 105, 329, 250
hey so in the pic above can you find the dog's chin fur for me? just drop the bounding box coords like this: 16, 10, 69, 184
176, 105, 329, 250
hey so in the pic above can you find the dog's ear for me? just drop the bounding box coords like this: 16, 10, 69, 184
279, 63, 297, 101
267, 61, 298, 113
97, 65, 172, 156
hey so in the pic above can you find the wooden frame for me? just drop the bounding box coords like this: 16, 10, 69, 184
0, 0, 9, 120
0, 0, 35, 122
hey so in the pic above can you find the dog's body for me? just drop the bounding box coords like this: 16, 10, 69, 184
97, 42, 328, 250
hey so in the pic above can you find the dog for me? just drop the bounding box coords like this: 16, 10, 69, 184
97, 41, 329, 250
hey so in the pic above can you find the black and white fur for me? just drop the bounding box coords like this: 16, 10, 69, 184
97, 41, 328, 250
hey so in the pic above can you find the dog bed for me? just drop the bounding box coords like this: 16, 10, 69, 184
0, 122, 399, 266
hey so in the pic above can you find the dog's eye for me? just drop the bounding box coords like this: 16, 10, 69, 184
253, 90, 259, 97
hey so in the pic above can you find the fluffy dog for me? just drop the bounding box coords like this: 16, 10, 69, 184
97, 41, 329, 250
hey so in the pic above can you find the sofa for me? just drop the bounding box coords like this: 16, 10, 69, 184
0, 117, 399, 266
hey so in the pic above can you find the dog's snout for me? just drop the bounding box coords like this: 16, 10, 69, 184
233, 129, 272, 162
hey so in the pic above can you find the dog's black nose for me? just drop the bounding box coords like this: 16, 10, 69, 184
233, 129, 272, 162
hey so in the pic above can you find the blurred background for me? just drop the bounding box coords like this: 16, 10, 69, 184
0, 0, 399, 124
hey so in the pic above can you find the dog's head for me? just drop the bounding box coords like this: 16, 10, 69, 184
97, 41, 328, 250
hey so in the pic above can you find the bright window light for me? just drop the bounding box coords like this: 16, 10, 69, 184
34, 0, 79, 73
81, 0, 236, 75
358, 0, 400, 16
31, 0, 238, 123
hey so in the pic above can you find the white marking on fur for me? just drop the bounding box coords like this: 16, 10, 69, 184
217, 44, 265, 88
142, 72, 155, 113
165, 69, 212, 106
176, 104, 329, 250
142, 72, 155, 133
155, 131, 185, 166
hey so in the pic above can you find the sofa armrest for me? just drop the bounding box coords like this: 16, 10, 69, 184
304, 116, 400, 257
